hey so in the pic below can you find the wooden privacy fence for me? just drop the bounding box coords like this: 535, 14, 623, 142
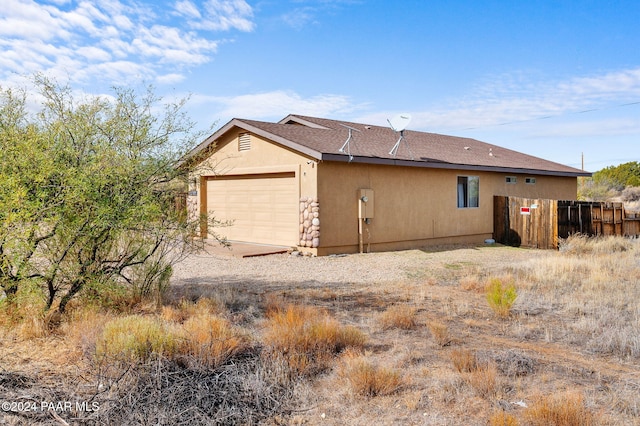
494, 196, 640, 249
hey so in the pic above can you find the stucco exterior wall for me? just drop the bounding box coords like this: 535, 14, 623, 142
188, 128, 318, 226
188, 128, 578, 254
316, 161, 578, 254
192, 128, 317, 190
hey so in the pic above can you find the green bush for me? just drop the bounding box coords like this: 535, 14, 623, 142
96, 315, 181, 362
486, 278, 517, 318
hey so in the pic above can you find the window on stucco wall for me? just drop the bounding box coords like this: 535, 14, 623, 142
457, 176, 479, 208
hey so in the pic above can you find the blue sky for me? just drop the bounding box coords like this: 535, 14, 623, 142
1, 0, 639, 171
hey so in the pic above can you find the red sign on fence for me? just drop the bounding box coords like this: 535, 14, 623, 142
520, 207, 531, 215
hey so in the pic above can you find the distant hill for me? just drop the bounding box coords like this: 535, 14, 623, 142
593, 161, 640, 189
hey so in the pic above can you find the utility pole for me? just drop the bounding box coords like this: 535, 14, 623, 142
581, 152, 584, 171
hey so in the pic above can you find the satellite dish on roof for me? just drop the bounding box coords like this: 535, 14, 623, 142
387, 114, 412, 132
387, 113, 414, 159
338, 123, 361, 162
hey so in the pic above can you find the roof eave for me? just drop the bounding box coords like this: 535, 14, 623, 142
321, 153, 591, 177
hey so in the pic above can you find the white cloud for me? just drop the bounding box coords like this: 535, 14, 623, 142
279, 0, 360, 30
0, 0, 253, 89
525, 117, 640, 139
157, 73, 186, 84
195, 90, 367, 121
193, 0, 255, 32
281, 8, 316, 30
558, 68, 640, 99
388, 67, 640, 134
76, 46, 112, 62
132, 25, 218, 65
174, 0, 201, 19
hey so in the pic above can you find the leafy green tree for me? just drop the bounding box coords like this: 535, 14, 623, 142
593, 161, 640, 190
0, 76, 211, 313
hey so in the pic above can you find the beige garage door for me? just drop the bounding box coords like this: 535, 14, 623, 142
205, 172, 298, 246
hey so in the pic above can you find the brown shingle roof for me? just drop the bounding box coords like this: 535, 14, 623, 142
186, 114, 590, 177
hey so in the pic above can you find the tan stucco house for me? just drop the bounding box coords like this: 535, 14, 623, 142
182, 114, 589, 255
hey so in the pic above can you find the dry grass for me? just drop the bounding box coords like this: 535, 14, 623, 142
338, 352, 404, 397
489, 410, 519, 426
0, 281, 50, 339
94, 306, 251, 368
161, 297, 225, 323
179, 314, 251, 369
464, 361, 499, 399
427, 319, 452, 347
460, 274, 484, 292
523, 392, 598, 426
379, 304, 418, 330
63, 306, 112, 360
515, 237, 640, 358
262, 304, 366, 374
559, 233, 633, 255
450, 348, 500, 399
451, 348, 478, 373
96, 315, 181, 362
1, 238, 638, 425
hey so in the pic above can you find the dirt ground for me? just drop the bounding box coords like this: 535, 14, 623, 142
169, 243, 640, 425
1, 243, 638, 425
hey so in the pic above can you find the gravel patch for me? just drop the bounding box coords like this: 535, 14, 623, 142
171, 244, 546, 289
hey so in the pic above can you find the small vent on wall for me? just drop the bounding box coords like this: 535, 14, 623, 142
238, 132, 251, 151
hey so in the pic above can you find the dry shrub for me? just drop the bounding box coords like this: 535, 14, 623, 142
96, 315, 181, 362
86, 354, 297, 425
179, 314, 251, 369
489, 410, 519, 426
0, 281, 49, 338
262, 304, 366, 375
559, 234, 633, 255
486, 277, 517, 318
403, 390, 427, 410
434, 376, 466, 405
523, 391, 597, 426
339, 353, 404, 397
451, 349, 499, 398
460, 275, 484, 292
63, 306, 112, 359
161, 297, 225, 323
492, 350, 536, 377
379, 304, 418, 330
15, 314, 48, 339
428, 320, 452, 347
465, 362, 499, 399
451, 348, 478, 372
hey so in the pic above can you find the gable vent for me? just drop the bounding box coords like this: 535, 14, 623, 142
238, 132, 251, 151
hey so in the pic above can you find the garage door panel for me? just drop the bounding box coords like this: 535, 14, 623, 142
206, 173, 297, 246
